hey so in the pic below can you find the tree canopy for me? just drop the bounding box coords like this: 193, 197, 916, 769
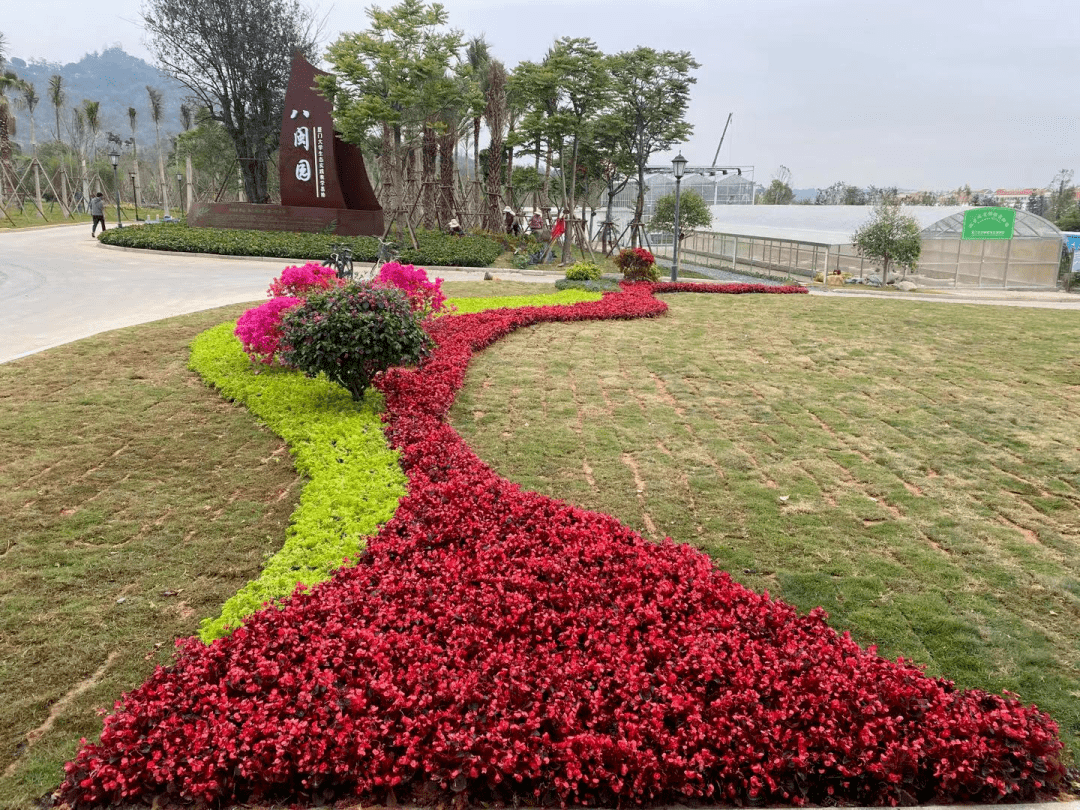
649, 188, 712, 236
851, 201, 921, 279
141, 0, 320, 204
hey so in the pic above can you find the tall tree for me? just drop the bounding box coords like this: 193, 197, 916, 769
463, 35, 490, 185
142, 0, 320, 204
323, 0, 466, 227
1048, 169, 1076, 224
147, 85, 169, 215
83, 99, 100, 160
18, 80, 39, 154
541, 37, 610, 263
128, 106, 141, 207
0, 33, 20, 186
607, 47, 698, 245
760, 165, 794, 204
482, 60, 508, 231
48, 74, 64, 143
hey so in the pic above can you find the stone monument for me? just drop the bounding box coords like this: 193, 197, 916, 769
187, 54, 383, 237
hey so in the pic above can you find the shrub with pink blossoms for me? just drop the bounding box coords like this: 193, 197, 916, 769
268, 262, 342, 298
233, 296, 303, 365
374, 261, 450, 318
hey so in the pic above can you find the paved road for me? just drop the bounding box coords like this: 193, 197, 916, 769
0, 224, 555, 364
3, 224, 1079, 365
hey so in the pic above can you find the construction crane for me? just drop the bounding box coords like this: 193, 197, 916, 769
711, 113, 733, 167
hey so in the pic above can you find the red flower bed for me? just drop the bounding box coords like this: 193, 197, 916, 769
646, 281, 808, 295
60, 285, 1063, 809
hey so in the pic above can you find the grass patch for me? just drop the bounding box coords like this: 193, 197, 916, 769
0, 305, 302, 808
0, 204, 158, 230
449, 293, 1080, 761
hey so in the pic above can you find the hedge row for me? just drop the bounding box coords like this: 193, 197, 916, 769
99, 224, 503, 267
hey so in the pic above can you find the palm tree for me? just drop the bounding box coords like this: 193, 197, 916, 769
464, 36, 490, 185
147, 85, 168, 215
83, 100, 100, 160
48, 74, 64, 143
18, 80, 39, 155
128, 106, 140, 210
0, 32, 21, 192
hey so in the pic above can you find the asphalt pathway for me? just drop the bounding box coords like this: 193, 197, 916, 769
0, 223, 555, 364
2, 223, 1078, 365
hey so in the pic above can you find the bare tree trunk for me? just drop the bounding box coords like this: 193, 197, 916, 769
438, 129, 456, 226
482, 61, 508, 232
421, 123, 437, 229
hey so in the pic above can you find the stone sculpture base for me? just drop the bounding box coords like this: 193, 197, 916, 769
187, 201, 383, 237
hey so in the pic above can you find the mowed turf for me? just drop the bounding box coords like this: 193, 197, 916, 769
0, 279, 562, 808
2, 284, 1079, 807
0, 304, 301, 808
449, 292, 1080, 762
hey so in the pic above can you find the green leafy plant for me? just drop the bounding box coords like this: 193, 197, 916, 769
564, 260, 603, 281
279, 283, 433, 401
189, 323, 407, 641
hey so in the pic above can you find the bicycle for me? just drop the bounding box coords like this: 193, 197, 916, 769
326, 244, 354, 281
372, 238, 400, 272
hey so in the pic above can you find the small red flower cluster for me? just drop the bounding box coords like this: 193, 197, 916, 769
60, 285, 1063, 809
646, 281, 808, 295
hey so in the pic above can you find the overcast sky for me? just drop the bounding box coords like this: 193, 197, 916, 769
4, 0, 1075, 191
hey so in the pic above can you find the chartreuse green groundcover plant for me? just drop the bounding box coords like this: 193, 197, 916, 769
61, 282, 1066, 810
194, 283, 604, 640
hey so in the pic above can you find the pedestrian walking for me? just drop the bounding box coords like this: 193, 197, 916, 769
90, 192, 107, 237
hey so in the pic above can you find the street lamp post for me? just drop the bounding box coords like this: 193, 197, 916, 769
176, 173, 184, 216
108, 151, 123, 228
129, 173, 140, 222
671, 152, 688, 282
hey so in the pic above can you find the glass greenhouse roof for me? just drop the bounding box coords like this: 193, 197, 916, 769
921, 209, 1063, 239
705, 205, 973, 246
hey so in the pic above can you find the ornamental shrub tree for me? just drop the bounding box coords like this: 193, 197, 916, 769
374, 261, 449, 319
615, 246, 659, 282
233, 296, 303, 365
268, 262, 342, 298
649, 188, 712, 237
279, 283, 433, 401
852, 200, 922, 280
564, 260, 603, 281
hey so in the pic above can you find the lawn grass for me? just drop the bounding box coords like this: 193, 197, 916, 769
3, 286, 1078, 807
449, 292, 1080, 762
0, 304, 301, 808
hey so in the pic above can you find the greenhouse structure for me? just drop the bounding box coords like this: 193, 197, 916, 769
647, 206, 1065, 289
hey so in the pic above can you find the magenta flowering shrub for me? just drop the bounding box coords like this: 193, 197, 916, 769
232, 296, 303, 365
374, 261, 450, 318
267, 262, 342, 298
62, 284, 1064, 809
616, 247, 659, 281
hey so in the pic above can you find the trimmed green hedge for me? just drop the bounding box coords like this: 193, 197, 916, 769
101, 223, 503, 267
189, 324, 408, 641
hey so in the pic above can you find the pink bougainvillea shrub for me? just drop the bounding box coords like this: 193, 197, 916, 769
61, 284, 1064, 809
374, 261, 450, 318
267, 262, 343, 299
232, 296, 303, 365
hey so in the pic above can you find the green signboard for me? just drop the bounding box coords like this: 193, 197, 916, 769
962, 207, 1016, 240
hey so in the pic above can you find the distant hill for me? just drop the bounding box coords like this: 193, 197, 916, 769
4, 47, 188, 153
792, 188, 818, 203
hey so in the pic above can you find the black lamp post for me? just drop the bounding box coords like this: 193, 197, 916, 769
671, 152, 688, 282
108, 151, 123, 228
129, 172, 140, 221
176, 173, 184, 215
